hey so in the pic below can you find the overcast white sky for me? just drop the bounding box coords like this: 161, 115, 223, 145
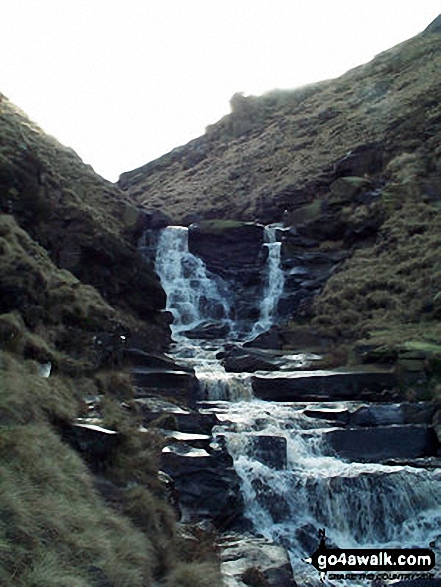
1, 1, 440, 182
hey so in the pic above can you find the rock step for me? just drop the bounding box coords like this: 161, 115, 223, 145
124, 347, 193, 371
304, 401, 441, 427
131, 366, 200, 406
161, 443, 244, 528
315, 424, 439, 462
252, 369, 398, 402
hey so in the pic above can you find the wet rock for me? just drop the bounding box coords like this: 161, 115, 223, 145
161, 443, 244, 528
249, 435, 287, 469
304, 407, 349, 426
124, 347, 193, 372
252, 370, 398, 402
321, 425, 438, 462
188, 221, 267, 323
220, 532, 297, 587
136, 399, 220, 434
181, 320, 231, 339
349, 404, 403, 427
250, 479, 290, 524
244, 326, 283, 350
188, 221, 265, 279
221, 344, 282, 372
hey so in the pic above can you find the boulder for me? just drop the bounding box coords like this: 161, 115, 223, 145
220, 533, 297, 587
252, 370, 398, 402
320, 425, 438, 462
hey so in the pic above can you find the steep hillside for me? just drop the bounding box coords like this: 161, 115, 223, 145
0, 97, 221, 586
119, 19, 441, 378
120, 25, 441, 224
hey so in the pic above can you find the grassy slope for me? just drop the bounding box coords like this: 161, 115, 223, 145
0, 98, 221, 585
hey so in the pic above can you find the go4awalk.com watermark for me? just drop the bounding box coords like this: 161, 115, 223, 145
304, 529, 437, 581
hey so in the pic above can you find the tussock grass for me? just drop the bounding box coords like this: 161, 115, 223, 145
312, 196, 441, 348
0, 353, 222, 586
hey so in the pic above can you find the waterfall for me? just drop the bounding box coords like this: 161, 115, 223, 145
155, 226, 232, 338
250, 225, 284, 338
212, 401, 441, 583
151, 224, 441, 584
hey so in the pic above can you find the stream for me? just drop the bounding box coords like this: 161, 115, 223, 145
153, 225, 441, 584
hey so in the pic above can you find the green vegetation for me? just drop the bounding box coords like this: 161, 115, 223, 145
0, 354, 221, 586
0, 94, 221, 584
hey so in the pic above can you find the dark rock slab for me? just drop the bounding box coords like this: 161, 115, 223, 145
252, 370, 398, 402
161, 443, 243, 528
58, 421, 119, 471
187, 221, 268, 324
320, 425, 438, 462
131, 366, 200, 405
401, 402, 441, 425
349, 403, 403, 427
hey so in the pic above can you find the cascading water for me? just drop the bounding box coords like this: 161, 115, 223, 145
209, 401, 441, 583
152, 224, 441, 584
249, 225, 284, 339
155, 226, 232, 338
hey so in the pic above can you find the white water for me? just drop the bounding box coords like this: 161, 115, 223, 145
250, 225, 284, 338
207, 401, 441, 583
155, 226, 232, 338
152, 225, 441, 585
